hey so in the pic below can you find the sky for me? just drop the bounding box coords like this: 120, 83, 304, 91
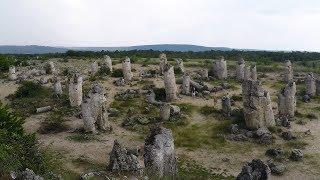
1, 0, 320, 51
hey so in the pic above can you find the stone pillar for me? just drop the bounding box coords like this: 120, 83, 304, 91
306, 73, 316, 97
278, 82, 296, 117
212, 57, 227, 79
159, 103, 171, 121
284, 60, 293, 83
103, 55, 113, 72
91, 61, 99, 75
52, 76, 63, 95
82, 98, 96, 133
8, 66, 17, 81
47, 61, 57, 75
242, 80, 275, 129
159, 53, 168, 75
244, 65, 251, 81
122, 57, 133, 82
69, 73, 83, 107
316, 79, 320, 96
144, 126, 177, 178
236, 58, 245, 81
163, 64, 177, 101
250, 65, 258, 81
221, 96, 231, 116
175, 58, 185, 74
181, 74, 191, 95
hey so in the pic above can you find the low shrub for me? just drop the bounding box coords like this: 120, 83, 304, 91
111, 69, 123, 77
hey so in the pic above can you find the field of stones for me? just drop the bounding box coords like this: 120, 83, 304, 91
1, 54, 320, 179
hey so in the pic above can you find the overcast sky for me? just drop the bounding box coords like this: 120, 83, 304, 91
1, 0, 320, 51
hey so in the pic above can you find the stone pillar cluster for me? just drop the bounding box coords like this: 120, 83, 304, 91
236, 58, 245, 81
284, 60, 293, 83
242, 80, 275, 129
102, 55, 113, 72
52, 76, 63, 95
159, 53, 168, 75
144, 126, 177, 178
181, 74, 191, 95
163, 64, 177, 102
212, 57, 227, 79
122, 57, 133, 82
91, 61, 99, 75
68, 73, 83, 107
8, 66, 17, 81
278, 82, 296, 117
306, 73, 316, 97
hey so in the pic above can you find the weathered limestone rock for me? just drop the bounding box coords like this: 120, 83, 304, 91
222, 96, 231, 116
236, 159, 270, 180
52, 76, 63, 95
242, 80, 275, 129
316, 79, 320, 96
306, 73, 316, 97
17, 168, 44, 180
47, 61, 57, 75
8, 66, 17, 81
236, 58, 245, 81
278, 82, 296, 117
36, 106, 52, 113
244, 66, 251, 81
103, 55, 113, 72
181, 74, 191, 95
197, 69, 209, 79
159, 53, 168, 75
159, 103, 171, 121
175, 58, 185, 74
284, 60, 293, 83
163, 64, 177, 101
91, 61, 99, 75
122, 57, 133, 82
69, 73, 83, 107
108, 140, 141, 172
144, 126, 177, 178
212, 57, 227, 79
250, 65, 257, 81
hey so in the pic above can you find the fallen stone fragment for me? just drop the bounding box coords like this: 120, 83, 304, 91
36, 106, 52, 113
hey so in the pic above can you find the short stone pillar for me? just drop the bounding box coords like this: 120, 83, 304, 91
212, 57, 227, 79
163, 64, 177, 101
175, 58, 185, 74
159, 53, 168, 75
103, 55, 113, 72
52, 76, 63, 95
91, 61, 99, 75
250, 65, 257, 81
306, 73, 316, 97
284, 60, 293, 83
198, 69, 209, 79
181, 74, 191, 95
144, 126, 177, 178
8, 66, 17, 81
221, 96, 231, 116
159, 103, 171, 121
47, 61, 57, 75
68, 73, 83, 107
244, 65, 251, 81
122, 57, 133, 82
242, 80, 275, 129
236, 58, 245, 81
278, 82, 296, 117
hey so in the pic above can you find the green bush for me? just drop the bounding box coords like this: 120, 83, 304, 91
111, 69, 123, 77
14, 81, 51, 98
38, 111, 68, 134
0, 55, 14, 72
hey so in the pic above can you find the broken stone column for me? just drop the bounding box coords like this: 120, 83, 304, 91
236, 58, 245, 81
52, 76, 63, 95
306, 73, 316, 97
221, 96, 231, 116
103, 55, 113, 72
244, 65, 251, 81
198, 69, 209, 79
91, 61, 99, 75
144, 126, 177, 178
175, 58, 185, 74
122, 57, 133, 82
242, 80, 275, 129
250, 65, 258, 81
47, 61, 57, 75
163, 64, 177, 101
8, 66, 17, 81
108, 140, 141, 172
159, 103, 171, 121
284, 60, 293, 83
278, 82, 296, 117
159, 53, 168, 75
212, 57, 227, 79
68, 73, 83, 107
181, 74, 191, 95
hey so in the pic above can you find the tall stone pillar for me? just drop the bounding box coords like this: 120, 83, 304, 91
212, 57, 227, 79
222, 96, 231, 116
284, 60, 293, 83
306, 73, 316, 97
144, 126, 177, 178
176, 58, 185, 74
91, 61, 99, 75
278, 82, 296, 117
52, 76, 63, 95
8, 66, 17, 81
103, 55, 113, 72
122, 57, 133, 82
69, 73, 83, 107
163, 64, 177, 101
159, 53, 168, 75
250, 65, 258, 81
181, 74, 191, 95
236, 58, 245, 81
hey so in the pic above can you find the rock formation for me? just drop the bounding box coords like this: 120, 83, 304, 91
52, 76, 63, 95
306, 73, 316, 97
242, 80, 275, 129
197, 69, 208, 79
222, 96, 231, 116
244, 66, 251, 81
163, 64, 177, 101
212, 57, 227, 79
175, 58, 185, 74
91, 61, 99, 75
250, 65, 258, 81
108, 140, 141, 172
144, 126, 177, 178
122, 57, 133, 82
316, 79, 320, 96
236, 159, 270, 180
236, 58, 245, 81
159, 53, 168, 75
284, 60, 293, 83
278, 82, 296, 117
102, 55, 113, 72
8, 66, 17, 81
68, 73, 83, 107
47, 61, 57, 75
159, 103, 171, 121
181, 74, 191, 95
